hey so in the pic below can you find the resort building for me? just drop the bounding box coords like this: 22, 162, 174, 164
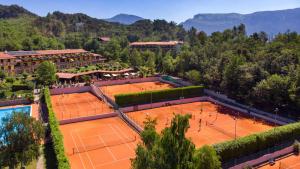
129, 41, 184, 53
0, 49, 106, 75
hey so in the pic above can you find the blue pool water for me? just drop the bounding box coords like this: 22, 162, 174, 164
0, 106, 31, 123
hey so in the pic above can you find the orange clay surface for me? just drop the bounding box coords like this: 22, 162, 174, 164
259, 154, 300, 169
51, 92, 113, 121
126, 101, 274, 148
31, 103, 39, 119
99, 81, 173, 100
59, 117, 140, 169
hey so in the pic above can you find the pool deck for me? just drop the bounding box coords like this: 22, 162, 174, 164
0, 103, 40, 120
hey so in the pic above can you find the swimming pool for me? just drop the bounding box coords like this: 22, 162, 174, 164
0, 106, 31, 122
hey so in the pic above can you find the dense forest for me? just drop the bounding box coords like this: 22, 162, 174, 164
0, 5, 300, 119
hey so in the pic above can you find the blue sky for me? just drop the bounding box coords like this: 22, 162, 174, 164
0, 0, 299, 23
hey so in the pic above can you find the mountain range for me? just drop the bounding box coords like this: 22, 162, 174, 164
0, 4, 300, 35
181, 8, 300, 35
105, 14, 144, 25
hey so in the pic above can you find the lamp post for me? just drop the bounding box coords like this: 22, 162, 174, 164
233, 110, 237, 140
274, 107, 279, 126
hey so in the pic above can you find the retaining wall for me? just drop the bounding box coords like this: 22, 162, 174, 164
230, 146, 294, 169
50, 86, 91, 95
0, 99, 31, 107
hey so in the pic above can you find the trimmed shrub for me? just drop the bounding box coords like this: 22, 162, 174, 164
213, 122, 300, 163
12, 84, 33, 91
44, 87, 70, 169
115, 86, 204, 107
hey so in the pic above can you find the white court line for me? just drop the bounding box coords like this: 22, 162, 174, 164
114, 125, 136, 151
97, 135, 117, 161
95, 156, 135, 168
70, 130, 87, 169
109, 125, 135, 154
76, 131, 96, 169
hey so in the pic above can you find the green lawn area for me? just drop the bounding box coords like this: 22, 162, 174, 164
0, 74, 34, 101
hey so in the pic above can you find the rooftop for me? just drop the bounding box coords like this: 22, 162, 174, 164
130, 41, 183, 46
98, 37, 111, 42
0, 49, 88, 59
0, 52, 15, 60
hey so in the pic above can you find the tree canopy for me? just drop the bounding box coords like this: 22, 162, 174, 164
131, 114, 221, 169
0, 112, 44, 168
36, 61, 57, 86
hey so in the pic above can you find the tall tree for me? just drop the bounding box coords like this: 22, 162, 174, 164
132, 114, 221, 169
0, 112, 44, 168
253, 74, 291, 110
193, 145, 221, 169
36, 61, 57, 86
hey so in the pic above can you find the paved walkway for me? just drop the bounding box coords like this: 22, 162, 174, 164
36, 155, 44, 169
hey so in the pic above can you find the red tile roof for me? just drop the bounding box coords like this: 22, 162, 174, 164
36, 49, 87, 55
130, 41, 183, 46
0, 52, 15, 59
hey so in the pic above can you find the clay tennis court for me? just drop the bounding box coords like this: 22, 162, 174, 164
99, 81, 174, 100
259, 154, 300, 169
126, 101, 274, 147
60, 117, 140, 169
51, 92, 113, 121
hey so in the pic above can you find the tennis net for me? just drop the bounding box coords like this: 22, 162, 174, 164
206, 122, 237, 139
72, 135, 136, 154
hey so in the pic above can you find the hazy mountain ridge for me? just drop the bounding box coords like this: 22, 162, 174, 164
182, 8, 300, 35
0, 4, 36, 18
105, 14, 144, 25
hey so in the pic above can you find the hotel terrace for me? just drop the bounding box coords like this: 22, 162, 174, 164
0, 49, 106, 75
129, 41, 183, 53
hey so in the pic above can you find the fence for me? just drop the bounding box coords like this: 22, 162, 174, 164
204, 89, 294, 125
120, 97, 208, 113
117, 109, 143, 134
224, 140, 297, 169
90, 84, 113, 108
0, 99, 31, 107
94, 76, 160, 87
50, 86, 91, 95
159, 78, 182, 87
160, 75, 193, 87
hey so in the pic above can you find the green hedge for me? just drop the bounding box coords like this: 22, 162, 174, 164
213, 121, 300, 162
12, 84, 33, 91
44, 88, 70, 169
115, 86, 204, 107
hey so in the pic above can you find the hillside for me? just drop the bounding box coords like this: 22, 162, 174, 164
0, 5, 185, 51
0, 4, 36, 18
105, 14, 144, 25
182, 8, 300, 35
